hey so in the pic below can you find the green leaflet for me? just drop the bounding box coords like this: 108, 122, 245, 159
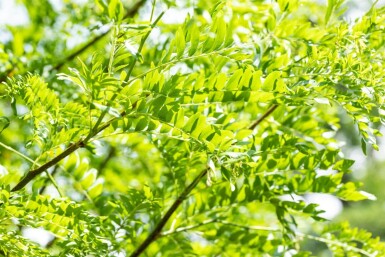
0, 0, 385, 256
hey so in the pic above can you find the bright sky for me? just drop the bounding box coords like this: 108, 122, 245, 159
0, 0, 384, 249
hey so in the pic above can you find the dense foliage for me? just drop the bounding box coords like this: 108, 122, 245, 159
1, 0, 385, 256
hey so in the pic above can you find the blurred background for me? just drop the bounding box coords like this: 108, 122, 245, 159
1, 0, 385, 256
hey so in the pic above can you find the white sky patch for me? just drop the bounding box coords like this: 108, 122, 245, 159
348, 148, 368, 179
48, 0, 64, 12
0, 0, 29, 26
373, 126, 385, 162
0, 164, 7, 177
162, 8, 193, 24
305, 193, 343, 220
316, 169, 337, 177
169, 62, 191, 75
279, 194, 305, 203
22, 227, 55, 247
65, 25, 91, 49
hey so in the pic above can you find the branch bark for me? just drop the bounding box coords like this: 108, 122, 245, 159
10, 1, 147, 192
52, 0, 146, 71
11, 140, 84, 192
0, 0, 146, 84
11, 108, 128, 192
129, 104, 278, 257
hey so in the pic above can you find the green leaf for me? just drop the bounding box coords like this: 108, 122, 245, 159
175, 28, 186, 58
88, 182, 103, 199
262, 71, 281, 92
108, 0, 124, 21
80, 169, 97, 189
0, 117, 10, 134
135, 117, 148, 131
225, 69, 243, 90
188, 23, 200, 56
93, 103, 121, 118
361, 138, 367, 155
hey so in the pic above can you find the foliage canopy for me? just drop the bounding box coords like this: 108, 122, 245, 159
1, 0, 385, 256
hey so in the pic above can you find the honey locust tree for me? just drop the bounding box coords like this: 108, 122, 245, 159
1, 0, 385, 256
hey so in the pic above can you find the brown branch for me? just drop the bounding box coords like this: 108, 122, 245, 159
11, 109, 127, 192
129, 168, 209, 257
97, 147, 116, 177
129, 104, 278, 257
11, 141, 84, 192
0, 0, 146, 83
39, 165, 59, 194
248, 104, 278, 130
52, 0, 146, 71
10, 1, 147, 192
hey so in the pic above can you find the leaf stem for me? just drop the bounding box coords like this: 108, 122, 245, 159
296, 232, 376, 257
10, 3, 148, 192
0, 141, 36, 165
129, 104, 278, 257
249, 104, 278, 130
161, 219, 279, 237
52, 0, 146, 71
129, 168, 209, 257
161, 220, 375, 257
44, 170, 63, 197
86, 11, 164, 142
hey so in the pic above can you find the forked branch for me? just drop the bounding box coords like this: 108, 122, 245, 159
11, 0, 145, 192
129, 104, 278, 257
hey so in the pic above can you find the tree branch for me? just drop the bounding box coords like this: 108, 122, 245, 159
249, 104, 278, 130
11, 140, 84, 192
129, 168, 209, 257
11, 108, 127, 192
160, 219, 279, 237
163, 220, 374, 257
97, 146, 116, 177
10, 1, 148, 192
52, 0, 146, 71
129, 104, 278, 257
0, 0, 146, 84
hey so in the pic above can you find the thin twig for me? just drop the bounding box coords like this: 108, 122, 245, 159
0, 141, 36, 165
129, 168, 209, 257
161, 220, 375, 257
45, 170, 63, 197
296, 232, 375, 257
39, 166, 59, 194
160, 219, 279, 237
129, 104, 278, 257
11, 141, 84, 192
97, 147, 116, 177
248, 104, 278, 130
52, 0, 146, 71
10, 1, 148, 192
0, 141, 60, 195
160, 219, 218, 236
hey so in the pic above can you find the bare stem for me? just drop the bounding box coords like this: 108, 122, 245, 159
11, 141, 83, 192
129, 104, 278, 257
248, 104, 278, 130
129, 168, 209, 257
52, 0, 145, 71
10, 1, 147, 192
162, 220, 374, 257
